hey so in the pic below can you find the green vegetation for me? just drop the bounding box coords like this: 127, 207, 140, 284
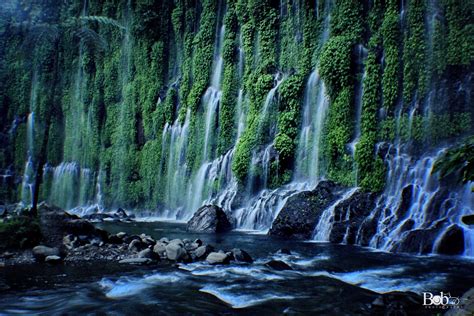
0, 0, 472, 211
0, 215, 42, 249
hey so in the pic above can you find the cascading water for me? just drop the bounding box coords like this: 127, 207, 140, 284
20, 67, 39, 206
294, 70, 328, 184
294, 0, 332, 184
349, 44, 368, 156
313, 188, 359, 241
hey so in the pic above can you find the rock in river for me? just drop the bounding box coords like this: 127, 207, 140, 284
186, 205, 232, 233
269, 180, 344, 239
206, 252, 230, 265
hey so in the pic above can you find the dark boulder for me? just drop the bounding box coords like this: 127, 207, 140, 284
328, 190, 377, 244
231, 248, 253, 263
394, 221, 446, 254
462, 214, 474, 225
186, 205, 232, 233
269, 181, 345, 239
370, 291, 427, 316
265, 260, 293, 271
436, 225, 464, 255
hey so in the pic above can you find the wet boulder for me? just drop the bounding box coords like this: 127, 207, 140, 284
128, 239, 146, 252
165, 243, 187, 261
193, 245, 214, 261
269, 181, 345, 239
231, 248, 253, 263
206, 252, 230, 265
328, 190, 377, 244
138, 248, 160, 260
436, 225, 464, 255
394, 221, 446, 254
186, 205, 232, 233
370, 291, 426, 316
462, 214, 474, 225
153, 242, 167, 257
265, 260, 293, 271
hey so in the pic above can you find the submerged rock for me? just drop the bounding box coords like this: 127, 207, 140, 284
186, 205, 232, 233
264, 260, 293, 271
269, 181, 344, 239
119, 258, 153, 265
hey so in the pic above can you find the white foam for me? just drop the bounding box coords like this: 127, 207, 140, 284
200, 285, 295, 309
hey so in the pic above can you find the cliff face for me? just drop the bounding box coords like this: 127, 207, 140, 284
0, 0, 472, 249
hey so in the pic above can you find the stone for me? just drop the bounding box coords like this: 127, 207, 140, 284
108, 235, 123, 244
269, 181, 345, 239
117, 232, 127, 239
142, 236, 156, 246
206, 252, 230, 265
193, 245, 214, 260
64, 219, 97, 236
138, 248, 159, 260
159, 237, 169, 244
394, 220, 446, 254
168, 239, 184, 247
153, 242, 167, 257
436, 225, 465, 255
119, 258, 152, 265
462, 215, 474, 225
45, 255, 62, 263
128, 239, 146, 252
184, 242, 200, 252
63, 234, 77, 249
194, 239, 203, 247
264, 260, 293, 271
115, 208, 129, 219
165, 243, 187, 261
32, 245, 60, 261
186, 205, 232, 233
327, 190, 377, 244
123, 235, 141, 244
231, 248, 253, 263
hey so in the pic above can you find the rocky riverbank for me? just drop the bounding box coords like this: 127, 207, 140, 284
0, 203, 255, 268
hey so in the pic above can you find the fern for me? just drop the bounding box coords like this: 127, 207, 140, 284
432, 136, 474, 186
79, 16, 126, 31
74, 27, 108, 51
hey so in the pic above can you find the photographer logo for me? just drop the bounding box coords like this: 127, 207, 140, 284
423, 292, 461, 309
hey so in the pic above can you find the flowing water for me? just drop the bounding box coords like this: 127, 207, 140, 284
1, 221, 473, 314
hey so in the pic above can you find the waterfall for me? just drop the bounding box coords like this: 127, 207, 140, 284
160, 110, 191, 214
361, 147, 474, 255
48, 162, 95, 210
294, 70, 328, 184
313, 188, 359, 241
293, 1, 332, 184
349, 44, 368, 156
20, 66, 39, 206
